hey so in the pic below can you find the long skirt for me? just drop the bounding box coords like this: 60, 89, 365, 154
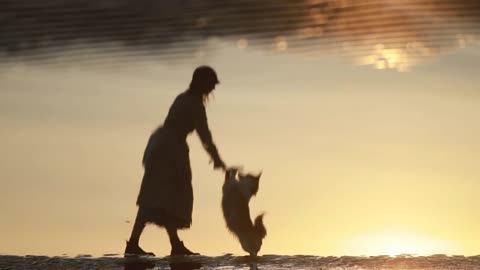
136, 127, 193, 229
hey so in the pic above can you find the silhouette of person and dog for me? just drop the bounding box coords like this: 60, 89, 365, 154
125, 66, 266, 264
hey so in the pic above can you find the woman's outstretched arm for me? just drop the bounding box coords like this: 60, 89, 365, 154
194, 103, 225, 170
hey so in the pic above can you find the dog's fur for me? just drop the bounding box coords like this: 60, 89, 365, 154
222, 168, 266, 257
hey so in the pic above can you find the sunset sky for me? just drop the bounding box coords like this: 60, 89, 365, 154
1, 42, 479, 257
1, 0, 480, 258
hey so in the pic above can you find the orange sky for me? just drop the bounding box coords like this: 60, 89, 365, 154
1, 44, 479, 257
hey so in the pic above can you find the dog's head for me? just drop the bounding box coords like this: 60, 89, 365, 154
225, 168, 262, 198
237, 172, 261, 198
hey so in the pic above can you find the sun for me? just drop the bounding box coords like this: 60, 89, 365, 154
355, 43, 410, 71
344, 229, 455, 256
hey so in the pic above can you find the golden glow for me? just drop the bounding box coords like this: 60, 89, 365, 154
345, 230, 457, 256
273, 36, 288, 51
1, 46, 480, 257
356, 44, 410, 71
236, 38, 249, 49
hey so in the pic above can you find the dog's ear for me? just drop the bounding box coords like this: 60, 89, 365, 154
225, 168, 236, 179
239, 170, 262, 179
226, 166, 242, 175
228, 166, 244, 174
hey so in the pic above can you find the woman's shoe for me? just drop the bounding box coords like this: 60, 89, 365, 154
170, 241, 200, 256
124, 241, 155, 256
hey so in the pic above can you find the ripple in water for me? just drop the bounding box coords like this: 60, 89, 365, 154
1, 254, 480, 270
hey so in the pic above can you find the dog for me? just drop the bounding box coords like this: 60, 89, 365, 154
222, 168, 267, 257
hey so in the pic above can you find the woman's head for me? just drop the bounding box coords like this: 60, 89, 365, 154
189, 66, 219, 96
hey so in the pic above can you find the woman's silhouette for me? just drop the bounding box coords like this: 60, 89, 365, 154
125, 66, 226, 256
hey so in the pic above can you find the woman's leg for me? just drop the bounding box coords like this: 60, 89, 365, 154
125, 209, 155, 256
166, 226, 182, 247
128, 213, 146, 246
166, 226, 199, 256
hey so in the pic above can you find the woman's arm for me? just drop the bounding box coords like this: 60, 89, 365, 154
194, 102, 225, 169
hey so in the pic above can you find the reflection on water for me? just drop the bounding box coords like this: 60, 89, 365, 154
124, 259, 156, 270
124, 258, 202, 270
1, 254, 480, 270
1, 0, 479, 70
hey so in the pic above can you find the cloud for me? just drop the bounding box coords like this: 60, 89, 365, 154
1, 0, 479, 69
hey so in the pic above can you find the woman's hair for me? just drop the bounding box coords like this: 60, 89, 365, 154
189, 66, 219, 93
190, 66, 219, 88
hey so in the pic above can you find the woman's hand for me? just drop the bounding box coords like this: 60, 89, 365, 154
213, 159, 226, 171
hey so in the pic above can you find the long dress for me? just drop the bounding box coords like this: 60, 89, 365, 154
136, 90, 222, 229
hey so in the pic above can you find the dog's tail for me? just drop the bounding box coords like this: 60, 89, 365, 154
254, 213, 267, 239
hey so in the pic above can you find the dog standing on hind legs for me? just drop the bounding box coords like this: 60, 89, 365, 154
222, 167, 267, 257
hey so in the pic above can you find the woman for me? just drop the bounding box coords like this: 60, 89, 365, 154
125, 66, 226, 256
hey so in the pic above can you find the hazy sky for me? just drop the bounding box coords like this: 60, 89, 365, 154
1, 41, 480, 257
